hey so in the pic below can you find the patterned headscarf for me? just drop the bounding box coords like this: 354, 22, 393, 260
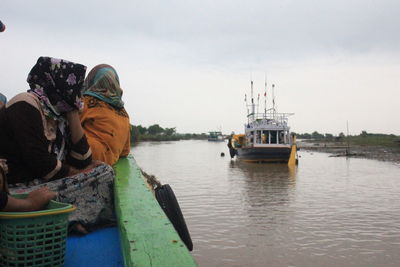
27, 57, 87, 161
27, 57, 87, 118
83, 64, 124, 108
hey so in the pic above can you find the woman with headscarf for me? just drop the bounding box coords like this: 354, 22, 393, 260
0, 57, 93, 182
0, 57, 115, 232
80, 64, 131, 166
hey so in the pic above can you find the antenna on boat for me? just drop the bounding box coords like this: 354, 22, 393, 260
251, 80, 254, 104
272, 84, 275, 110
245, 94, 249, 123
264, 74, 267, 117
250, 72, 253, 104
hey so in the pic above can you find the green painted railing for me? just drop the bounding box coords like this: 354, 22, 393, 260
114, 155, 197, 267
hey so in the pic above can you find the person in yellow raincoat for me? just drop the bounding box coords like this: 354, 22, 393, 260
80, 64, 131, 165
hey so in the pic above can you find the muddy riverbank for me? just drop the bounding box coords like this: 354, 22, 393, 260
298, 140, 400, 164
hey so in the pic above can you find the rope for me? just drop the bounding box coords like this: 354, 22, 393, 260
140, 169, 162, 190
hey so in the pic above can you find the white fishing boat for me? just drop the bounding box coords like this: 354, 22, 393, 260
229, 80, 298, 165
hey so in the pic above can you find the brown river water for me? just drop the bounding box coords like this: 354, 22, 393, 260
132, 140, 400, 267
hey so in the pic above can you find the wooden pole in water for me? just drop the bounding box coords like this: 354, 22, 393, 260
346, 120, 350, 155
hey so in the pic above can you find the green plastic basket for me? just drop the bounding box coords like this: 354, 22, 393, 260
0, 195, 76, 267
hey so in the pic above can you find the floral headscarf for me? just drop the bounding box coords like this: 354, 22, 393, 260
27, 57, 87, 118
27, 57, 87, 161
83, 64, 124, 108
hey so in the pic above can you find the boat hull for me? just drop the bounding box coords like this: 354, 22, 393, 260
236, 146, 291, 163
65, 156, 196, 267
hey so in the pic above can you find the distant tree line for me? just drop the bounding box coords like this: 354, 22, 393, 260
130, 124, 208, 143
294, 130, 400, 147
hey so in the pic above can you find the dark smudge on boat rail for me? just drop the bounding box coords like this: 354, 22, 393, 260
133, 140, 400, 267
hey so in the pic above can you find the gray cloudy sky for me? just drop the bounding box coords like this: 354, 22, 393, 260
1, 0, 399, 135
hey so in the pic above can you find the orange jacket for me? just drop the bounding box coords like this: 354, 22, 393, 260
80, 96, 131, 165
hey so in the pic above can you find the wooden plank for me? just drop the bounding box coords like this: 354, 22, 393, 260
114, 156, 197, 267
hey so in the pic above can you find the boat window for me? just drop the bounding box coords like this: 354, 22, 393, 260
270, 131, 277, 144
262, 131, 268, 144
248, 131, 254, 145
279, 131, 284, 144
256, 130, 262, 144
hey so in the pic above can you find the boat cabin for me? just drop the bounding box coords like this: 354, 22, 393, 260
243, 111, 294, 148
246, 129, 291, 146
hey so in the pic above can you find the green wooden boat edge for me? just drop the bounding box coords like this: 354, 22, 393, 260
113, 155, 197, 267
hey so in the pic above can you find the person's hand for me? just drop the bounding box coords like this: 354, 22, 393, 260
86, 160, 103, 169
65, 110, 84, 144
26, 187, 57, 211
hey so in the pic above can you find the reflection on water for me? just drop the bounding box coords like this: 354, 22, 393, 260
230, 160, 297, 182
230, 160, 296, 175
133, 140, 400, 267
229, 161, 297, 223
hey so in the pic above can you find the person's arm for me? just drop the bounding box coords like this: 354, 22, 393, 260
66, 110, 92, 169
66, 110, 84, 144
120, 110, 131, 157
1, 187, 56, 212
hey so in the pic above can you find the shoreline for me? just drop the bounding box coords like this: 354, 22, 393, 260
298, 141, 400, 164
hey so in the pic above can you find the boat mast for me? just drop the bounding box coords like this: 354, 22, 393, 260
245, 94, 249, 124
272, 83, 276, 119
251, 80, 255, 121
264, 74, 267, 118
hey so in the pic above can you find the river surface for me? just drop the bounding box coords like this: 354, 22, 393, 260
132, 140, 400, 267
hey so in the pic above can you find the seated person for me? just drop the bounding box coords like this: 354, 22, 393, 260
1, 92, 57, 212
0, 57, 113, 232
80, 64, 131, 166
0, 57, 93, 183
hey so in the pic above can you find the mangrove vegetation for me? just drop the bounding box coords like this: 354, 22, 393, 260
130, 124, 208, 143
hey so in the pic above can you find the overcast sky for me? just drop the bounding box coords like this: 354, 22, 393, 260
1, 0, 399, 135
